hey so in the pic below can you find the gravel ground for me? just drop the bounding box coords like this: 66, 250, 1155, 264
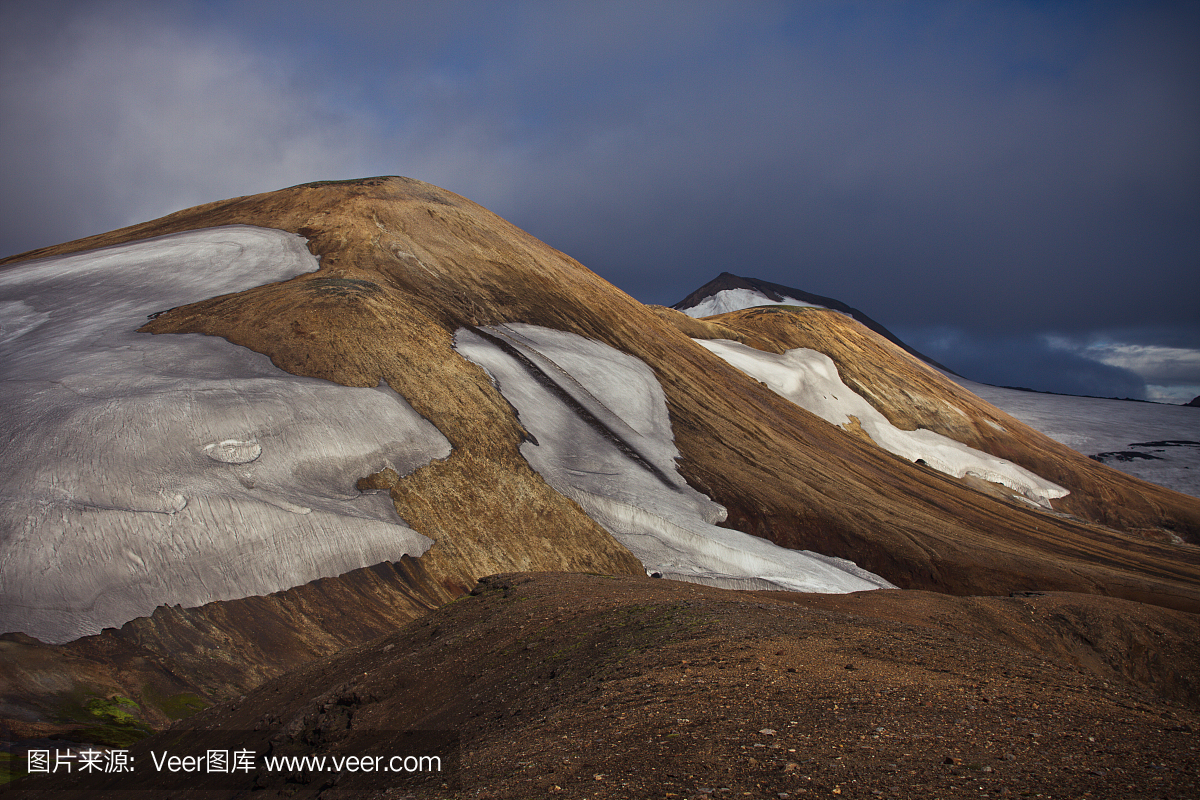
19, 572, 1186, 800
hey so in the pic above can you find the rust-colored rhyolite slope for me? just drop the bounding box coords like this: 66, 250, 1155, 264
670, 304, 1200, 540
4, 177, 1199, 621
0, 559, 446, 741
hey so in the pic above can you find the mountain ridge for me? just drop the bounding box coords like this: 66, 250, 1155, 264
4, 177, 1198, 612
4, 178, 1200, 783
672, 271, 956, 372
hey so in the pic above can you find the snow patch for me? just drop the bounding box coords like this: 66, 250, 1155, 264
0, 227, 452, 643
0, 300, 51, 343
683, 287, 824, 318
455, 323, 894, 594
698, 339, 1068, 506
955, 377, 1200, 499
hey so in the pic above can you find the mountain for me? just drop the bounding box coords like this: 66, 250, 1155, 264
674, 273, 1200, 501
2, 177, 1200, 794
672, 271, 954, 372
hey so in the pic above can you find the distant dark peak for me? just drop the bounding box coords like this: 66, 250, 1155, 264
1187, 396, 1200, 407
674, 272, 957, 375
672, 272, 832, 312
672, 272, 764, 309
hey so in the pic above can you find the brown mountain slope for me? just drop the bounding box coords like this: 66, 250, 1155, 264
3, 176, 1199, 617
659, 303, 1200, 541
13, 573, 1197, 798
5, 178, 1200, 788
671, 270, 956, 371
0, 559, 447, 741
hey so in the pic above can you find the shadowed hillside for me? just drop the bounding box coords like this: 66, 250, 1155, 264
10, 573, 1197, 798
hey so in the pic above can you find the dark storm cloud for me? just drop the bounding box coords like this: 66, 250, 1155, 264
1, 1, 1196, 400
0, 0, 380, 256
482, 3, 1200, 333
895, 327, 1150, 400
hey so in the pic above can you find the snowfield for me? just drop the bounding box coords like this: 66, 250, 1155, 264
697, 339, 1068, 506
681, 287, 824, 318
957, 378, 1200, 499
455, 324, 895, 594
0, 227, 450, 643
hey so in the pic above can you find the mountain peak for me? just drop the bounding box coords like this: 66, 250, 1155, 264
3, 178, 1200, 777
673, 272, 953, 372
3, 176, 1199, 640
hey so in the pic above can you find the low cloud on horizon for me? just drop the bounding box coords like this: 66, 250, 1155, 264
1, 0, 1197, 402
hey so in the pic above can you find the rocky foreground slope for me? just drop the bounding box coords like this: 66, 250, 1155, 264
2, 177, 1199, 793
10, 573, 1200, 798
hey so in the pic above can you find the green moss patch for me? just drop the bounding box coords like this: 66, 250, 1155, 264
154, 692, 208, 721
0, 752, 27, 785
51, 693, 155, 748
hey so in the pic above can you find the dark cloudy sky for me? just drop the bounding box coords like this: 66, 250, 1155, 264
2, 1, 1197, 402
